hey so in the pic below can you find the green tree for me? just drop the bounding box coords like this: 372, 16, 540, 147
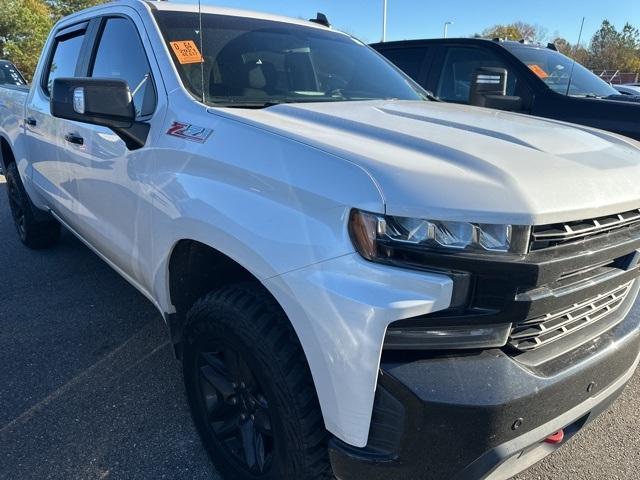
0, 0, 52, 80
618, 23, 640, 72
477, 20, 640, 74
45, 0, 106, 20
590, 20, 620, 70
477, 22, 548, 43
552, 37, 590, 66
589, 20, 640, 72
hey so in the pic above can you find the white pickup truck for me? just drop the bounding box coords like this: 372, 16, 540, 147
2, 1, 640, 479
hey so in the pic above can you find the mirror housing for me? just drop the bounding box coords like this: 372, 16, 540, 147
470, 67, 522, 112
51, 77, 149, 150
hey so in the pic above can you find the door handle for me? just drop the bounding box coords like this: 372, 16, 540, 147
64, 133, 84, 145
25, 117, 37, 127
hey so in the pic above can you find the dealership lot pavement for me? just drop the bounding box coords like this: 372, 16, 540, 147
1, 176, 639, 480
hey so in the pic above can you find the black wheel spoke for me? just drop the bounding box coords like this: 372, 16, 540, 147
8, 184, 21, 206
239, 418, 259, 471
223, 349, 244, 382
213, 416, 239, 440
201, 352, 227, 374
255, 426, 267, 472
195, 345, 274, 474
200, 365, 236, 401
253, 408, 273, 437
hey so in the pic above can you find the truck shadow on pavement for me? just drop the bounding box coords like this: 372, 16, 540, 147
0, 180, 219, 480
1, 179, 639, 480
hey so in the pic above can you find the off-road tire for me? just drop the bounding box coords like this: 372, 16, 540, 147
5, 162, 60, 249
182, 284, 332, 480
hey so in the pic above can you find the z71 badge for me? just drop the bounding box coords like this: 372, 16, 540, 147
166, 121, 213, 143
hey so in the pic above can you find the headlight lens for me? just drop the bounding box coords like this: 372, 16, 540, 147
349, 209, 528, 261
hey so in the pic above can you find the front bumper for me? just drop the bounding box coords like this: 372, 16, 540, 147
330, 297, 640, 479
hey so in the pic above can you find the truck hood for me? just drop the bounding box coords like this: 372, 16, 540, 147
217, 100, 640, 224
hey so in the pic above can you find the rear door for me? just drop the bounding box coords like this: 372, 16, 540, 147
26, 22, 90, 218
63, 13, 163, 287
377, 46, 431, 87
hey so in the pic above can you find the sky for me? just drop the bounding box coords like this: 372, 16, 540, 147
174, 0, 640, 44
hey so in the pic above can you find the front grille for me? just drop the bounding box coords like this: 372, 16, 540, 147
508, 282, 633, 352
530, 208, 640, 251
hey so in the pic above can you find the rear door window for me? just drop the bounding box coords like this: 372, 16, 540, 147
379, 47, 427, 82
437, 47, 518, 103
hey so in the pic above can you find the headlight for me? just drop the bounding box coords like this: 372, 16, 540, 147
349, 209, 529, 262
348, 210, 529, 351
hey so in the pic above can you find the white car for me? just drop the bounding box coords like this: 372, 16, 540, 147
2, 1, 640, 479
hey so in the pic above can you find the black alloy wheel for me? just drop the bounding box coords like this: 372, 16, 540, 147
197, 346, 275, 474
6, 167, 27, 240
4, 162, 60, 249
183, 285, 332, 480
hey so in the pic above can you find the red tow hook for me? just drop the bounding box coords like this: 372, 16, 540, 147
544, 430, 565, 445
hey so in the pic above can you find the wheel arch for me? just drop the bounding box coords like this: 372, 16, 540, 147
163, 236, 337, 430
0, 135, 16, 173
167, 239, 262, 336
164, 238, 313, 360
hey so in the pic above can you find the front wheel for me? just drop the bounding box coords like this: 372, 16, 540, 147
5, 162, 60, 249
182, 284, 332, 480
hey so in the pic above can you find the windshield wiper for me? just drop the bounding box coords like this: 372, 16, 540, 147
211, 98, 348, 109
209, 100, 291, 109
210, 95, 438, 109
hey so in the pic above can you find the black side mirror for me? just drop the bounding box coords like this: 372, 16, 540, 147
470, 67, 522, 112
51, 78, 149, 150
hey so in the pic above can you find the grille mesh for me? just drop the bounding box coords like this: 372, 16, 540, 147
508, 282, 633, 352
530, 209, 640, 250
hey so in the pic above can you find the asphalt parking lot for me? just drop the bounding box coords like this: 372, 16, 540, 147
1, 174, 640, 480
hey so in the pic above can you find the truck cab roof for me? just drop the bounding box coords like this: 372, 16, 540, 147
98, 0, 332, 32
372, 37, 557, 51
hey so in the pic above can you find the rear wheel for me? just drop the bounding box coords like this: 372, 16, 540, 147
5, 162, 60, 249
182, 284, 332, 480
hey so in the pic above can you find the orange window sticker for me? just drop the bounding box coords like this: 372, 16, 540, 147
170, 40, 203, 65
528, 64, 549, 79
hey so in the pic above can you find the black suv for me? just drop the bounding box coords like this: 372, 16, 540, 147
372, 38, 640, 141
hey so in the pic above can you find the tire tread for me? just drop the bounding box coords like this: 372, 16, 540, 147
184, 283, 333, 480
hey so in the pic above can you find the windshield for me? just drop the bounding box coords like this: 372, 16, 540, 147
0, 61, 27, 87
153, 11, 425, 107
507, 46, 618, 98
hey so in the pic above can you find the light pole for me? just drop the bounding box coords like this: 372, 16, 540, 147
382, 0, 388, 42
443, 21, 453, 38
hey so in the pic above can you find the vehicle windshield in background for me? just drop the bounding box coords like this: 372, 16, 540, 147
507, 46, 619, 98
153, 11, 426, 107
0, 61, 27, 87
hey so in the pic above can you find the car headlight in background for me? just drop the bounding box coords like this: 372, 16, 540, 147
348, 209, 530, 350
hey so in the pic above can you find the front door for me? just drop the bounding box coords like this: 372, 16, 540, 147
63, 14, 160, 288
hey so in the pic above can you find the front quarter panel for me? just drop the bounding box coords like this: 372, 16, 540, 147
149, 101, 385, 303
